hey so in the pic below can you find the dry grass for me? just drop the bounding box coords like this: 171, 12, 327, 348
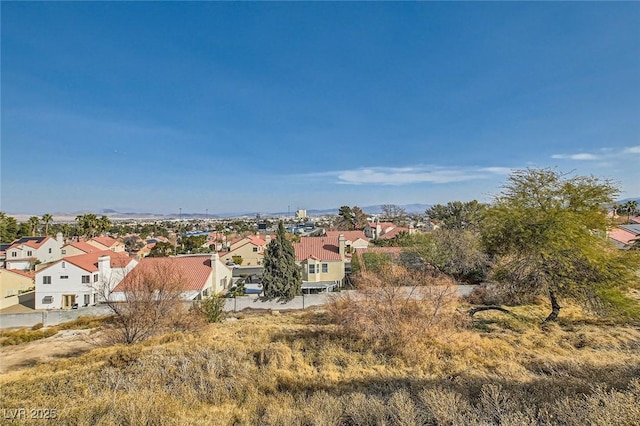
0, 316, 110, 346
1, 301, 639, 425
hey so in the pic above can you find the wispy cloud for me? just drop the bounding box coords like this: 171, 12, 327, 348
551, 153, 599, 160
551, 146, 640, 162
300, 165, 512, 186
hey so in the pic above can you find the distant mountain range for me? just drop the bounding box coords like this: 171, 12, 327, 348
56, 204, 434, 220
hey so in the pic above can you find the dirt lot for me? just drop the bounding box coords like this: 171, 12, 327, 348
0, 329, 98, 375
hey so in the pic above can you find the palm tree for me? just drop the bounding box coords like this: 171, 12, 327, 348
623, 200, 638, 224
41, 213, 53, 235
28, 216, 40, 236
76, 213, 98, 238
97, 215, 112, 235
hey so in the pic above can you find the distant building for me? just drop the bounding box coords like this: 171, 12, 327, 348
295, 209, 307, 219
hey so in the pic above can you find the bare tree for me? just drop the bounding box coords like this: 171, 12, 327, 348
381, 204, 408, 225
96, 259, 188, 344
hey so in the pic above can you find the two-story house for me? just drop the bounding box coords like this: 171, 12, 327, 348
5, 234, 64, 270
218, 235, 269, 266
87, 236, 126, 252
35, 250, 137, 309
293, 234, 346, 293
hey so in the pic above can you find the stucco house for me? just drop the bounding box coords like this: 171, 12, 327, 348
325, 230, 369, 253
35, 250, 137, 310
363, 220, 411, 241
0, 269, 35, 310
218, 235, 269, 266
61, 240, 103, 257
87, 236, 126, 252
5, 234, 64, 270
293, 234, 346, 292
110, 253, 233, 301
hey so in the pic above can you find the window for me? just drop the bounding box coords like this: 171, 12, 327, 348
60, 275, 68, 279
309, 264, 316, 274
93, 274, 98, 282
27, 250, 33, 256
61, 250, 66, 255
93, 294, 97, 304
42, 296, 53, 304
42, 276, 52, 284
82, 275, 90, 284
84, 294, 90, 306
49, 248, 52, 254
253, 247, 258, 252
322, 263, 328, 273
61, 262, 65, 269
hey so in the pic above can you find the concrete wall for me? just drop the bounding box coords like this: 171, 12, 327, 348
223, 293, 339, 312
0, 305, 112, 329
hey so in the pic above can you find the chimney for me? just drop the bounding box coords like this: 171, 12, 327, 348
97, 255, 111, 276
56, 232, 64, 243
265, 234, 272, 244
338, 234, 346, 260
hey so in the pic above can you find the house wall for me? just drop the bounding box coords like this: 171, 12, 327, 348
5, 237, 62, 270
211, 255, 233, 294
0, 270, 35, 310
61, 245, 88, 257
299, 259, 345, 283
35, 261, 100, 310
219, 243, 264, 266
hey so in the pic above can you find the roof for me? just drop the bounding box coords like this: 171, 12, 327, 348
293, 237, 342, 261
377, 226, 409, 240
112, 255, 213, 293
608, 228, 638, 245
64, 241, 102, 254
90, 236, 120, 248
619, 224, 640, 235
325, 230, 369, 242
1, 269, 36, 280
8, 236, 51, 250
40, 250, 133, 273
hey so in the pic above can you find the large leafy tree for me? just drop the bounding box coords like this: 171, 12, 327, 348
262, 221, 302, 301
482, 168, 637, 321
426, 200, 486, 230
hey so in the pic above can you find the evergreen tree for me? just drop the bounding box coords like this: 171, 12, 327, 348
262, 221, 302, 301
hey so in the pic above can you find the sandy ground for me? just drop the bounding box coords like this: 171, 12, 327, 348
0, 329, 98, 375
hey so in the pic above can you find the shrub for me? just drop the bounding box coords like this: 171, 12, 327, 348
194, 294, 225, 323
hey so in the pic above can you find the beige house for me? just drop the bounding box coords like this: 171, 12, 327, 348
293, 234, 346, 292
87, 236, 125, 253
0, 269, 35, 310
219, 235, 269, 266
61, 240, 104, 257
325, 230, 369, 253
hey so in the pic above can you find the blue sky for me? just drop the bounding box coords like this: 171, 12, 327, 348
2, 2, 639, 215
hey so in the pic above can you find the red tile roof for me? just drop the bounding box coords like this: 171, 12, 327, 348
608, 228, 638, 245
41, 250, 134, 273
326, 230, 369, 242
112, 255, 212, 292
293, 237, 342, 261
377, 226, 409, 240
9, 237, 52, 251
4, 269, 36, 279
90, 236, 120, 248
65, 241, 102, 254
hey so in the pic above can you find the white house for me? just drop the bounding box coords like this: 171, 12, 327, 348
35, 250, 137, 310
5, 234, 64, 271
110, 253, 233, 302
